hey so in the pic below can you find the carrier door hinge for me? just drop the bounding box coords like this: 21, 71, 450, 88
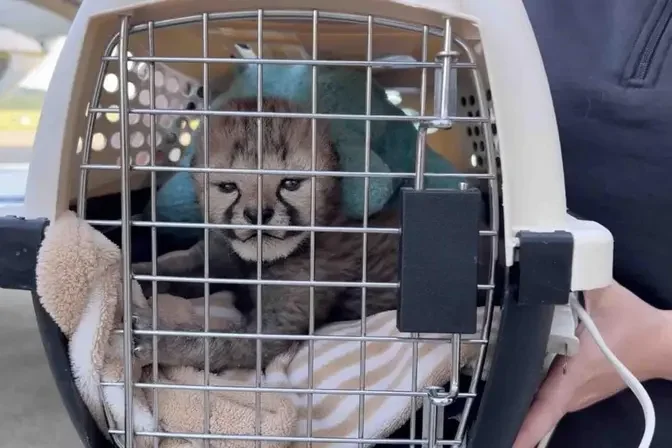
431, 17, 457, 130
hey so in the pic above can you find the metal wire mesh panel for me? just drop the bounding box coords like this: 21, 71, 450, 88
77, 9, 500, 448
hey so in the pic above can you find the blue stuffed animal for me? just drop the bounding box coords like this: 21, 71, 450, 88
147, 64, 461, 240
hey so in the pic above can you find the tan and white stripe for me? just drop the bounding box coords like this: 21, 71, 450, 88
217, 307, 498, 448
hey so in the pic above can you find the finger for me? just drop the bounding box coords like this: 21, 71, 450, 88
514, 393, 565, 448
513, 358, 575, 448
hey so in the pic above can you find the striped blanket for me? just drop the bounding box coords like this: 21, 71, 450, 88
178, 294, 499, 448
251, 306, 498, 447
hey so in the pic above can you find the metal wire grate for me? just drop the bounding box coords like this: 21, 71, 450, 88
77, 9, 500, 448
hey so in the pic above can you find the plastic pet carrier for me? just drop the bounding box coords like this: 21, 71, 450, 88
0, 0, 614, 447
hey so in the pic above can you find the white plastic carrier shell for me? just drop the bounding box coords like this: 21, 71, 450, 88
24, 0, 614, 292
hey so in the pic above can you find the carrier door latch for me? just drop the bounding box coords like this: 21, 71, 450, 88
396, 187, 481, 334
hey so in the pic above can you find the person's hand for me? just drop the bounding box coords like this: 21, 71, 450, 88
513, 281, 672, 448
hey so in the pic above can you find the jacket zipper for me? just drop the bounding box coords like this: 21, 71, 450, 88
630, 0, 672, 81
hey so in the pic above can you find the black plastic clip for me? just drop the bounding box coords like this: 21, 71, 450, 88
397, 187, 481, 334
516, 230, 574, 305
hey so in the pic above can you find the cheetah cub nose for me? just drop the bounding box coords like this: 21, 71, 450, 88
244, 207, 274, 224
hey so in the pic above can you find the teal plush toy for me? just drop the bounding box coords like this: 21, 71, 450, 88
147, 64, 461, 239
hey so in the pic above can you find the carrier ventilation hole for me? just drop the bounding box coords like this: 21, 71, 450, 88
103, 104, 139, 124
110, 132, 121, 150
483, 90, 499, 138
135, 150, 150, 166
159, 115, 173, 129
461, 92, 494, 165
91, 133, 107, 151
127, 82, 137, 100
139, 89, 150, 106
470, 154, 484, 168
168, 147, 182, 162
103, 74, 119, 93
136, 62, 149, 81
105, 105, 119, 123
156, 95, 168, 109
110, 46, 135, 71
154, 71, 165, 87
464, 90, 499, 173
166, 77, 180, 93
130, 131, 145, 148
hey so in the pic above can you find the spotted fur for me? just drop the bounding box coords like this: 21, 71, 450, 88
132, 97, 400, 372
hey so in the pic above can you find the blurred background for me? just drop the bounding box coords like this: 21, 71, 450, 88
0, 0, 77, 213
0, 2, 81, 446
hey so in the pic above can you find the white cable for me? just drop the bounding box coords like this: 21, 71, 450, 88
564, 293, 656, 448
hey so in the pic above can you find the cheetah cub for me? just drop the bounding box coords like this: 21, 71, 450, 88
131, 97, 400, 372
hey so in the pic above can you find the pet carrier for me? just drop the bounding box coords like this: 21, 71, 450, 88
0, 0, 614, 447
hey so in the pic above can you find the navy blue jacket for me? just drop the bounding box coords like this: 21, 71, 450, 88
524, 0, 672, 309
